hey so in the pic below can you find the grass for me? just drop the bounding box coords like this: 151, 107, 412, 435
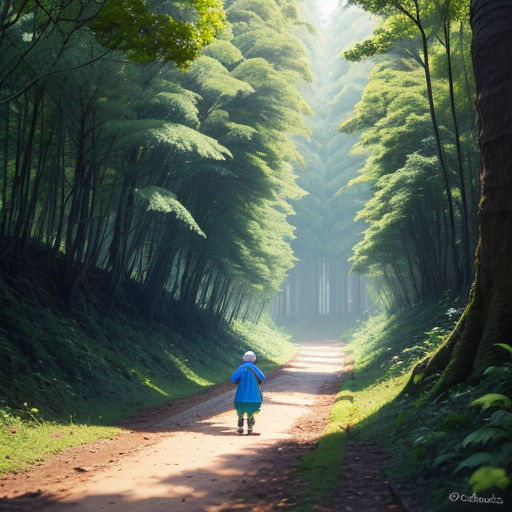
0, 408, 119, 473
0, 264, 295, 475
295, 299, 469, 511
297, 299, 512, 510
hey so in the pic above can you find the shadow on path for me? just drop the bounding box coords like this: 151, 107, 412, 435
0, 339, 346, 512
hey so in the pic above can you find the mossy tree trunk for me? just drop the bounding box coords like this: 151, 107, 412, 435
408, 0, 512, 396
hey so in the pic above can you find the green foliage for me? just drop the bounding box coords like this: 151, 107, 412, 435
439, 412, 470, 432
202, 39, 244, 68
185, 55, 255, 101
455, 445, 512, 473
228, 0, 283, 25
469, 467, 510, 493
470, 394, 512, 411
341, 52, 478, 309
135, 186, 206, 237
90, 0, 226, 67
447, 346, 512, 496
443, 345, 512, 498
344, 14, 415, 61
106, 118, 231, 159
0, 0, 311, 325
340, 0, 480, 311
495, 343, 512, 358
462, 426, 509, 449
147, 91, 201, 127
234, 27, 311, 79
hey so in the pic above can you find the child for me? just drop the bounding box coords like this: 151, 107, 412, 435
230, 351, 265, 435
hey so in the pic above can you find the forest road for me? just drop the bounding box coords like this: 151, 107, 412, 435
1, 339, 346, 512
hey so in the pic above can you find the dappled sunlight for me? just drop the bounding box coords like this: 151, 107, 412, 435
165, 353, 215, 387
1, 0, 505, 509
3, 341, 346, 511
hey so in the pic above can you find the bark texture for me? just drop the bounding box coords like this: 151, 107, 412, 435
408, 0, 512, 396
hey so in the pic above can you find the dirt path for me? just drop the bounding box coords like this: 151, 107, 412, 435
1, 340, 346, 512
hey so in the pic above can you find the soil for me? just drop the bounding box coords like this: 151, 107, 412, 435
322, 441, 408, 512
0, 339, 407, 512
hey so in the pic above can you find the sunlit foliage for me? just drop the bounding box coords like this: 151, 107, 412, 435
341, 0, 478, 310
0, 0, 310, 324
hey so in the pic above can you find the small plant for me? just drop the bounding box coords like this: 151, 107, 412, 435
452, 344, 512, 494
401, 327, 449, 367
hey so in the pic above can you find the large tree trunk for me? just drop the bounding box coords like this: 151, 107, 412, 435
407, 0, 512, 396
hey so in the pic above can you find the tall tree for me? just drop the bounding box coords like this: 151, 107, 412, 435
273, 3, 372, 320
341, 0, 480, 310
347, 0, 462, 288
409, 0, 512, 394
340, 59, 461, 310
0, 0, 310, 325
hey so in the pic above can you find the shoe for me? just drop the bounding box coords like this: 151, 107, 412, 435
237, 428, 244, 434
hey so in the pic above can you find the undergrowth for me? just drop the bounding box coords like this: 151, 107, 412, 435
0, 268, 295, 473
296, 299, 512, 511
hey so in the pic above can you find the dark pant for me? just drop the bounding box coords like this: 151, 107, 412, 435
235, 402, 261, 430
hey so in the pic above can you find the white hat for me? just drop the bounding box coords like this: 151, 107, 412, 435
243, 351, 257, 362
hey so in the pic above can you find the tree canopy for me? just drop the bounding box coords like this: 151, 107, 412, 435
341, 0, 479, 310
0, 0, 311, 325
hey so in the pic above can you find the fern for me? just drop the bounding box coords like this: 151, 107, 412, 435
455, 452, 500, 473
462, 427, 509, 449
495, 343, 512, 358
488, 410, 512, 430
470, 393, 512, 411
432, 452, 459, 468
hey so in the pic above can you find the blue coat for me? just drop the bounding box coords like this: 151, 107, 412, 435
231, 362, 265, 403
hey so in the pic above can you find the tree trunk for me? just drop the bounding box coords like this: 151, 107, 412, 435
407, 0, 512, 396
417, 21, 461, 290
444, 20, 472, 288
459, 21, 480, 236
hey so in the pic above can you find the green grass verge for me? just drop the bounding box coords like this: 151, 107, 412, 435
0, 411, 120, 473
295, 300, 465, 510
297, 300, 512, 510
0, 275, 295, 475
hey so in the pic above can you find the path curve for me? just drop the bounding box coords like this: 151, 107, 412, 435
1, 339, 345, 512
